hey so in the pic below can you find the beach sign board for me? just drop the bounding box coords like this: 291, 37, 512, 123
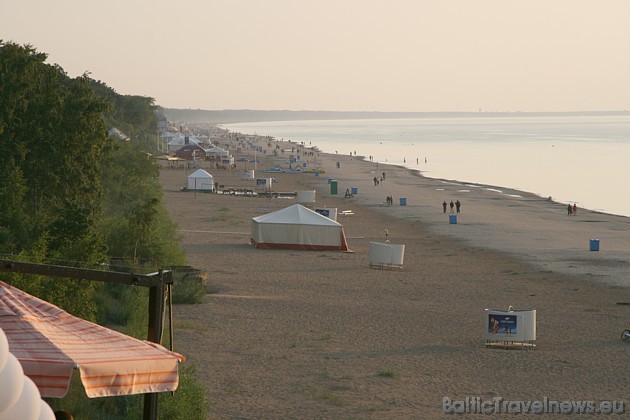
368, 242, 405, 269
487, 314, 518, 336
296, 190, 316, 203
315, 208, 338, 221
485, 308, 536, 343
256, 178, 272, 188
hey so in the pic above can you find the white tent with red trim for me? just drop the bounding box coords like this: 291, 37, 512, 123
251, 204, 350, 251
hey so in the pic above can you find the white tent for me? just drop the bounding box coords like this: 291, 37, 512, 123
187, 169, 215, 191
251, 204, 349, 251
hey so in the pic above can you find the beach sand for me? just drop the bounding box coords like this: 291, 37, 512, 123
160, 137, 630, 418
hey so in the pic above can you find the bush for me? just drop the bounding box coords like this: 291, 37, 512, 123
159, 364, 209, 419
171, 271, 207, 304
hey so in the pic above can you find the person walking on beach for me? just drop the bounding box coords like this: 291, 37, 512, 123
450, 201, 455, 213
442, 201, 447, 213
572, 203, 577, 216
567, 203, 573, 216
455, 200, 461, 213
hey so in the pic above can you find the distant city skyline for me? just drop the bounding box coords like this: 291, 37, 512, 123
3, 1, 629, 112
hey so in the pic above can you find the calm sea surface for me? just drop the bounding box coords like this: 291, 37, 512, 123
223, 116, 630, 217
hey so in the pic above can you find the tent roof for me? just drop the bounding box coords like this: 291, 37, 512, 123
0, 281, 184, 398
253, 204, 341, 227
188, 169, 214, 179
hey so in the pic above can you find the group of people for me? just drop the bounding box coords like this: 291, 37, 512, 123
568, 203, 578, 216
442, 200, 462, 213
385, 195, 394, 205
372, 172, 386, 186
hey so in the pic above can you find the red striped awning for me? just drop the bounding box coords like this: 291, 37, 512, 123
0, 281, 185, 398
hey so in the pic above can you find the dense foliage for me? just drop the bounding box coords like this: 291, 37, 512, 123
0, 41, 186, 312
0, 41, 205, 418
0, 41, 110, 319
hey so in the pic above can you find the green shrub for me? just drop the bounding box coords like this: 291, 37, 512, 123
171, 271, 207, 304
159, 364, 209, 419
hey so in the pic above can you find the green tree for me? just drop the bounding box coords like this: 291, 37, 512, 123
0, 160, 28, 252
1, 41, 206, 417
89, 80, 159, 151
0, 41, 110, 319
98, 138, 185, 267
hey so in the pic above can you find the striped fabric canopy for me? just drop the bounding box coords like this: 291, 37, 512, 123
0, 281, 184, 398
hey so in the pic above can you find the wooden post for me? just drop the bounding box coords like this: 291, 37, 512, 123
144, 272, 165, 420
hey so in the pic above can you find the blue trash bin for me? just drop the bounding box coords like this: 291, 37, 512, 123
399, 197, 407, 206
449, 214, 458, 224
351, 187, 358, 195
589, 239, 600, 251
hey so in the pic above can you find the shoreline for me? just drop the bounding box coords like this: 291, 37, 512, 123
222, 115, 630, 219
261, 138, 630, 289
384, 160, 628, 219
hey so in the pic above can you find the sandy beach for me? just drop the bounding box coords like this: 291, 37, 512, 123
160, 136, 630, 418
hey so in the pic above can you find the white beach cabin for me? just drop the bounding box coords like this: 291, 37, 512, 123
251, 204, 349, 251
187, 169, 215, 191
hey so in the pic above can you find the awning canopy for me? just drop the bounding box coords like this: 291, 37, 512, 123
0, 281, 185, 398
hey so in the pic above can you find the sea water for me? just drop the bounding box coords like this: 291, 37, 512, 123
224, 115, 630, 217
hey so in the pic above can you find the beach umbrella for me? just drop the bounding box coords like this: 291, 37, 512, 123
0, 280, 184, 399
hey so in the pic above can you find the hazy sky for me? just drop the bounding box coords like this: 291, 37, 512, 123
2, 1, 629, 112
